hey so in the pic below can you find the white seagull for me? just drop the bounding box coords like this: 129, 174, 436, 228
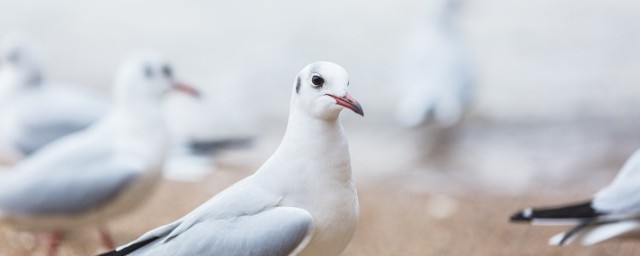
395, 0, 473, 128
511, 149, 640, 246
0, 51, 199, 256
0, 34, 108, 160
100, 61, 363, 256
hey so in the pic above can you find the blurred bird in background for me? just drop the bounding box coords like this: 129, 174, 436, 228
395, 0, 473, 128
100, 61, 362, 256
0, 32, 252, 180
0, 51, 199, 256
0, 33, 108, 163
510, 148, 640, 246
393, 0, 474, 167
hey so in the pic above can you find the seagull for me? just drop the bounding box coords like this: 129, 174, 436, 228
0, 33, 108, 160
100, 61, 364, 256
510, 149, 640, 246
395, 0, 472, 128
0, 51, 199, 256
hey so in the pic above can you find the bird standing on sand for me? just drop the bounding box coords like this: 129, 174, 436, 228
0, 51, 199, 256
511, 149, 640, 245
101, 61, 363, 256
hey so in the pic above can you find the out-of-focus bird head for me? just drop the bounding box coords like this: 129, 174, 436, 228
0, 33, 44, 88
113, 51, 199, 106
292, 61, 363, 120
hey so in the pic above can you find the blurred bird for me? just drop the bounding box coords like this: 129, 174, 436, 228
0, 33, 108, 160
0, 51, 199, 256
395, 0, 472, 128
510, 149, 640, 246
100, 61, 363, 256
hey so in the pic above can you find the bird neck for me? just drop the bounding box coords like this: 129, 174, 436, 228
260, 107, 353, 185
109, 102, 168, 167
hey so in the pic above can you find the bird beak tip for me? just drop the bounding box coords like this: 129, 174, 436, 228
327, 93, 364, 117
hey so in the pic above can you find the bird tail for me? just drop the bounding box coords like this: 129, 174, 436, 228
548, 221, 592, 245
187, 137, 253, 155
549, 220, 640, 246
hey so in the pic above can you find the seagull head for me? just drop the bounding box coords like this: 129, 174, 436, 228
0, 33, 44, 87
293, 61, 363, 120
114, 51, 200, 105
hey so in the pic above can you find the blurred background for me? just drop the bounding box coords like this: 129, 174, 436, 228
1, 0, 640, 255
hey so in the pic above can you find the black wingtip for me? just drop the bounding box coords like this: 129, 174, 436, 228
96, 236, 161, 256
510, 209, 533, 222
508, 200, 600, 223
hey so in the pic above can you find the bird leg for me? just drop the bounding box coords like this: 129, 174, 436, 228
41, 232, 63, 256
98, 225, 116, 250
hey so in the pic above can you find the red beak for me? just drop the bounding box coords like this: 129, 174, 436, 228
326, 93, 364, 116
172, 82, 201, 98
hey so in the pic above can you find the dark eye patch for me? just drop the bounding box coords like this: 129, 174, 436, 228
162, 65, 173, 78
311, 75, 324, 88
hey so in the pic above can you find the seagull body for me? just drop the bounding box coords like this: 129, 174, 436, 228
395, 0, 472, 127
511, 149, 640, 245
103, 61, 363, 256
0, 51, 199, 255
0, 34, 107, 159
0, 112, 164, 231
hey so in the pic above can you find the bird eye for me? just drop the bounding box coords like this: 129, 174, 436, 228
144, 66, 153, 78
162, 65, 173, 78
311, 75, 324, 88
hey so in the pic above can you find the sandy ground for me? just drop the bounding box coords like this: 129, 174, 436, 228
1, 119, 640, 256
1, 169, 639, 256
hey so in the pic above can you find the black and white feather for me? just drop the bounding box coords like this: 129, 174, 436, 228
510, 149, 640, 245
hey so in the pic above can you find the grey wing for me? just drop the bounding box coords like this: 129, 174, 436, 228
109, 207, 313, 256
593, 149, 640, 213
14, 121, 92, 155
0, 162, 139, 215
12, 87, 107, 155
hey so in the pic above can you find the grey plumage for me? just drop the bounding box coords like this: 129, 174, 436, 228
0, 121, 139, 216
103, 180, 313, 256
13, 120, 96, 156
0, 164, 137, 215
